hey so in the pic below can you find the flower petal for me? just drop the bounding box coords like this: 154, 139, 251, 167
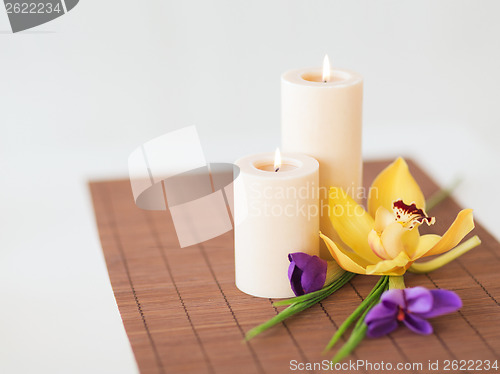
380, 222, 407, 259
410, 234, 441, 260
420, 209, 475, 257
301, 265, 327, 295
320, 233, 369, 274
380, 289, 405, 309
393, 200, 435, 229
368, 158, 426, 218
402, 227, 421, 258
288, 261, 304, 296
404, 287, 433, 314
288, 253, 327, 296
366, 302, 398, 324
369, 223, 420, 261
366, 317, 399, 338
403, 313, 433, 335
368, 229, 391, 260
328, 187, 381, 264
365, 251, 411, 276
373, 206, 396, 233
418, 289, 462, 319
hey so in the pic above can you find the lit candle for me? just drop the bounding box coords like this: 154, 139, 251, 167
281, 55, 363, 257
234, 150, 319, 298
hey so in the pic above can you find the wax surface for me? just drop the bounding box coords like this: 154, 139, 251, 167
256, 163, 298, 172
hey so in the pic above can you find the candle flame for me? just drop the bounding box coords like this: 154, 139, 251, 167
274, 148, 281, 172
322, 54, 331, 82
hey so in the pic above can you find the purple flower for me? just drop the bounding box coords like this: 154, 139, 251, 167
288, 253, 327, 296
365, 287, 462, 337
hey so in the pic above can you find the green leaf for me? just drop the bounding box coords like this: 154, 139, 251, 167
244, 302, 308, 341
245, 272, 355, 341
323, 276, 388, 352
274, 272, 355, 306
332, 316, 371, 364
331, 283, 389, 363
331, 318, 368, 363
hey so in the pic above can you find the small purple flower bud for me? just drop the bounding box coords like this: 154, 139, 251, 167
288, 253, 327, 296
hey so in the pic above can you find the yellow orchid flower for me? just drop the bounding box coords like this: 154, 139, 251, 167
320, 158, 476, 276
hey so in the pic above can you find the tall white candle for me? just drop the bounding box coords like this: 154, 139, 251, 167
281, 56, 363, 256
234, 151, 319, 298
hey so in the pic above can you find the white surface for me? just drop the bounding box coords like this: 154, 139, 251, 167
1, 1, 499, 373
143, 126, 206, 183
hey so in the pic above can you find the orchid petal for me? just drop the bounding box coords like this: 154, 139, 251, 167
368, 158, 426, 218
410, 236, 481, 274
320, 233, 368, 274
418, 289, 462, 318
373, 206, 396, 233
402, 227, 421, 257
328, 187, 381, 264
403, 313, 433, 335
368, 229, 391, 260
380, 222, 407, 259
365, 251, 411, 276
379, 222, 421, 260
410, 234, 441, 260
420, 209, 475, 257
393, 200, 435, 229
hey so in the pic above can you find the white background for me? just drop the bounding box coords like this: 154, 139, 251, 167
1, 1, 499, 373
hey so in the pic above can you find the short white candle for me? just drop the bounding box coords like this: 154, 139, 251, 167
281, 56, 363, 257
234, 151, 319, 298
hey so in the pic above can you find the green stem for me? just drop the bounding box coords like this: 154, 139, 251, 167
274, 272, 353, 306
409, 235, 481, 274
245, 272, 355, 341
324, 262, 345, 287
331, 300, 374, 364
331, 323, 368, 364
388, 275, 405, 290
323, 276, 389, 352
245, 300, 314, 341
331, 282, 390, 364
426, 178, 462, 212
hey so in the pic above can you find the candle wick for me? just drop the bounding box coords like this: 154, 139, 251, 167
274, 167, 280, 172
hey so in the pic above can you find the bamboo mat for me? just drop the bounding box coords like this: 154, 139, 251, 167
90, 160, 500, 374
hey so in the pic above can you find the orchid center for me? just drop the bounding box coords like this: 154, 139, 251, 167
392, 200, 435, 229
